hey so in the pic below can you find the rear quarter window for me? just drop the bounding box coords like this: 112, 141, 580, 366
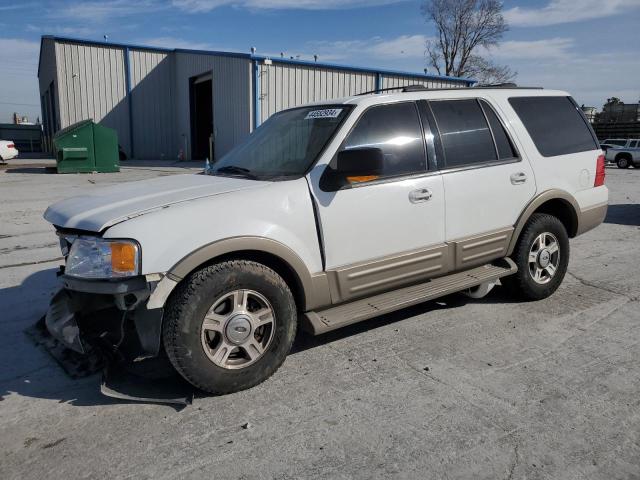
509, 96, 598, 157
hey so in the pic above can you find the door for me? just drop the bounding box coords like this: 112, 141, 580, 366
426, 98, 536, 267
190, 74, 213, 160
309, 101, 447, 302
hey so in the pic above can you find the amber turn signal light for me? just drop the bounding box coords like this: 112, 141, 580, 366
346, 175, 380, 183
111, 242, 137, 273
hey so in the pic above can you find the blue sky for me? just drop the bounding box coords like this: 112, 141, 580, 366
1, 0, 639, 123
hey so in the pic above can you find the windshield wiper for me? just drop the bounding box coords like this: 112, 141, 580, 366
214, 165, 258, 179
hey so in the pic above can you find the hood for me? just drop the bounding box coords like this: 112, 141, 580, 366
44, 174, 268, 232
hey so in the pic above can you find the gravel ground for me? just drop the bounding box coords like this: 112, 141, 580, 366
0, 161, 638, 479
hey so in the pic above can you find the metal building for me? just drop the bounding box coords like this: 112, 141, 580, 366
38, 36, 473, 161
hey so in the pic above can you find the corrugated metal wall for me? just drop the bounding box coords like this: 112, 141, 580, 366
54, 41, 131, 154
381, 74, 466, 89
37, 38, 58, 152
258, 63, 376, 123
174, 53, 251, 160
129, 49, 176, 159
40, 38, 471, 161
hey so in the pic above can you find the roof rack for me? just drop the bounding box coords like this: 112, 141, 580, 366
354, 83, 543, 97
471, 83, 544, 90
356, 85, 429, 96
473, 82, 518, 88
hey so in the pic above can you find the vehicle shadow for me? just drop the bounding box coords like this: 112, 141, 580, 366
4, 167, 57, 174
0, 267, 123, 407
291, 285, 521, 355
291, 295, 462, 354
604, 204, 640, 227
1, 267, 515, 407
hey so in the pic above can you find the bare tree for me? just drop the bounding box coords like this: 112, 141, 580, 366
422, 0, 515, 83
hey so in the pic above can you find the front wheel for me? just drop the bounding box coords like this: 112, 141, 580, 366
163, 260, 297, 394
502, 213, 569, 301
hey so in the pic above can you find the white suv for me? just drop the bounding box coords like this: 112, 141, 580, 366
44, 87, 608, 394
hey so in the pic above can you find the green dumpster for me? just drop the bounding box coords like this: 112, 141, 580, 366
53, 120, 120, 173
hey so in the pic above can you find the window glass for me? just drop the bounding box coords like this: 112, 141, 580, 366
341, 102, 426, 178
630, 140, 638, 148
480, 100, 517, 159
212, 106, 350, 179
606, 139, 627, 146
430, 99, 497, 167
509, 96, 598, 157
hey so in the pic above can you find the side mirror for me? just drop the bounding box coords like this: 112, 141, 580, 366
335, 147, 384, 183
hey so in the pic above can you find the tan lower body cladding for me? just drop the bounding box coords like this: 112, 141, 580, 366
326, 227, 514, 303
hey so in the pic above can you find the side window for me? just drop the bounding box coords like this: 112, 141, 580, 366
430, 99, 497, 168
630, 140, 638, 148
479, 100, 518, 159
509, 96, 599, 157
342, 102, 426, 178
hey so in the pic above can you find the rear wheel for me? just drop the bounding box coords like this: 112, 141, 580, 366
163, 260, 297, 394
616, 155, 630, 169
503, 213, 569, 300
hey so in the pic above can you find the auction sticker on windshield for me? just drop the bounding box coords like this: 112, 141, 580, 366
305, 109, 343, 120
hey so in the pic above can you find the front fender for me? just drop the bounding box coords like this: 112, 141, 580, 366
103, 178, 328, 310
167, 236, 331, 311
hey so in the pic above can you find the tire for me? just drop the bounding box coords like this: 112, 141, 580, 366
616, 156, 630, 169
463, 281, 496, 299
163, 260, 297, 394
502, 213, 569, 301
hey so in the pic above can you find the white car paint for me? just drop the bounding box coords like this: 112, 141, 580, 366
490, 92, 604, 212
0, 140, 18, 161
310, 170, 446, 269
44, 173, 268, 232
44, 87, 607, 292
103, 178, 324, 276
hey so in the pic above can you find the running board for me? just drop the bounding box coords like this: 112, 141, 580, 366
304, 258, 517, 335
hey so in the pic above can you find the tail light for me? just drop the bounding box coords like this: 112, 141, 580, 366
7, 144, 15, 149
594, 154, 606, 187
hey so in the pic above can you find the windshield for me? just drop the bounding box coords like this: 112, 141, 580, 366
209, 105, 351, 180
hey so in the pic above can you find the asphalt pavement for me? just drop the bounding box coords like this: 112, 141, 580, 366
1, 160, 638, 479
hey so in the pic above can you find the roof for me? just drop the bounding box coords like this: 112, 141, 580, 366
301, 87, 567, 109
38, 35, 475, 85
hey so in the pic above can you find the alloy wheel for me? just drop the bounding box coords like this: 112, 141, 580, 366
528, 232, 560, 285
200, 289, 276, 369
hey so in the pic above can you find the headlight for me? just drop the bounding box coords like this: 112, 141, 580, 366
65, 237, 140, 279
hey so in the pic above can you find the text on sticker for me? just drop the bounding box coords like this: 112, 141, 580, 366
305, 109, 343, 120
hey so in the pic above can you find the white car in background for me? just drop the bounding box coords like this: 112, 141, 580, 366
0, 140, 19, 161
605, 139, 640, 168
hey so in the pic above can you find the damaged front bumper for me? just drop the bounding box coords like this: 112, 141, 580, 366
45, 269, 168, 359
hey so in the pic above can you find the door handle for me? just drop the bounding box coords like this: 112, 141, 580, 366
510, 172, 527, 185
409, 188, 433, 203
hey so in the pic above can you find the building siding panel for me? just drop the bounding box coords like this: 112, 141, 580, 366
40, 37, 472, 161
37, 38, 58, 152
174, 53, 251, 160
258, 63, 376, 123
129, 49, 176, 159
54, 41, 130, 154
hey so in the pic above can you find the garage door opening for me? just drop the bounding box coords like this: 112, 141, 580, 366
190, 74, 213, 160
